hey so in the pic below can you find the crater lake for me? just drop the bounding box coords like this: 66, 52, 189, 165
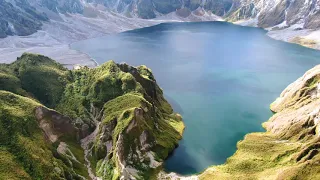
71, 21, 320, 175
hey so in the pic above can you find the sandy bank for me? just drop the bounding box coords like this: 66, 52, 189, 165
0, 12, 160, 69
235, 20, 320, 50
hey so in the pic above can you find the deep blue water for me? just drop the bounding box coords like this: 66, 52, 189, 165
71, 22, 320, 175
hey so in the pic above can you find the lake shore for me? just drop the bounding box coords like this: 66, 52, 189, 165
0, 11, 221, 69
0, 12, 160, 68
0, 13, 319, 69
235, 19, 320, 50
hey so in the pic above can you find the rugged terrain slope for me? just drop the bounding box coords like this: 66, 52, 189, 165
0, 53, 184, 179
229, 0, 320, 49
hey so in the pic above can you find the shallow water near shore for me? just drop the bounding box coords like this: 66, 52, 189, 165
71, 21, 320, 175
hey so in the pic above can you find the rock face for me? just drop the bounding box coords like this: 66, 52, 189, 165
197, 64, 320, 179
0, 91, 86, 179
98, 0, 233, 18
34, 106, 90, 142
0, 0, 48, 37
267, 65, 320, 138
0, 53, 184, 179
35, 0, 84, 14
228, 0, 320, 29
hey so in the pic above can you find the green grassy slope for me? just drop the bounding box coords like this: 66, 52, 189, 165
0, 91, 84, 180
0, 53, 184, 180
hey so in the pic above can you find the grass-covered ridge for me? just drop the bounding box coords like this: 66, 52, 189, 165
0, 91, 83, 180
0, 53, 184, 179
0, 53, 69, 107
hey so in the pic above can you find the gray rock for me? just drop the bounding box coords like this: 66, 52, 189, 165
81, 123, 90, 138
229, 0, 320, 30
0, 0, 48, 37
305, 11, 320, 29
139, 130, 155, 151
101, 118, 117, 141
257, 0, 287, 28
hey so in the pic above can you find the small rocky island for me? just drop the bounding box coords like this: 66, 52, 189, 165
0, 53, 184, 180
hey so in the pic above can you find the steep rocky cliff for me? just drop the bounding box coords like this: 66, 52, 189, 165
227, 0, 320, 29
224, 0, 320, 49
96, 0, 233, 18
0, 53, 184, 179
0, 0, 48, 37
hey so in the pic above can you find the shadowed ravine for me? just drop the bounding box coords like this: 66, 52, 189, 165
81, 121, 101, 180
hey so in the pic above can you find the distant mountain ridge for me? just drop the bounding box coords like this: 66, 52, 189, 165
1, 0, 319, 38
228, 0, 320, 29
98, 0, 233, 18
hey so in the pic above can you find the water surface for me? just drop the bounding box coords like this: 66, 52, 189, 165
71, 22, 320, 175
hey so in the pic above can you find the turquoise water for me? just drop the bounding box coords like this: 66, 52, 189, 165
71, 22, 320, 175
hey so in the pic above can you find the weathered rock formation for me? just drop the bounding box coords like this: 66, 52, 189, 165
227, 0, 320, 29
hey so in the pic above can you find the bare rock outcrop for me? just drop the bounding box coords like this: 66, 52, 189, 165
265, 64, 320, 138
35, 106, 77, 142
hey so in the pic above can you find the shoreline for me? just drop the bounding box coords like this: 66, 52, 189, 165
66, 21, 320, 70
0, 16, 319, 70
234, 20, 320, 50
0, 11, 161, 68
67, 43, 99, 68
267, 28, 320, 50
